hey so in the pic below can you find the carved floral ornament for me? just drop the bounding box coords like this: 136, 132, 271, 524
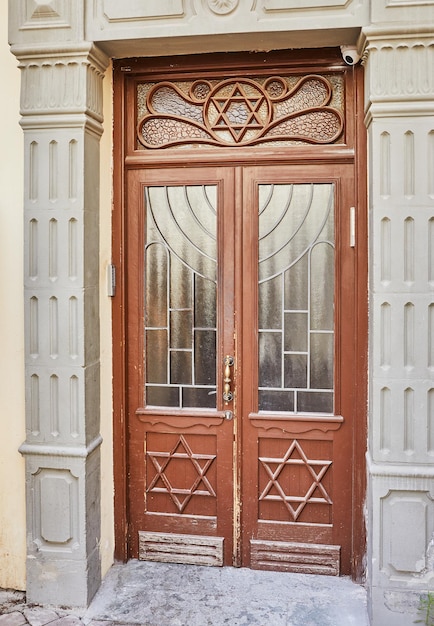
137, 74, 344, 150
207, 0, 239, 14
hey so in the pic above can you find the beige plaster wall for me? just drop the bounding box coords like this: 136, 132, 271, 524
99, 62, 115, 578
0, 0, 26, 591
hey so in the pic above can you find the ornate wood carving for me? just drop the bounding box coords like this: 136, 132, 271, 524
258, 438, 333, 523
146, 434, 217, 514
137, 74, 344, 149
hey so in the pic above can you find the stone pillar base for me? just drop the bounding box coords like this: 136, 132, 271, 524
22, 442, 102, 608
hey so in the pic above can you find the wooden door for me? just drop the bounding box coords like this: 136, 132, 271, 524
126, 166, 237, 566
240, 164, 356, 575
125, 161, 358, 575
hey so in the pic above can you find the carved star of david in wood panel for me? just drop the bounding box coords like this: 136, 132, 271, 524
146, 435, 216, 513
259, 439, 332, 521
206, 81, 271, 143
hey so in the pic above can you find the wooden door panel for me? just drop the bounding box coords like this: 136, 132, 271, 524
257, 435, 334, 525
243, 424, 347, 574
132, 420, 234, 565
240, 164, 355, 575
126, 167, 236, 565
145, 431, 219, 517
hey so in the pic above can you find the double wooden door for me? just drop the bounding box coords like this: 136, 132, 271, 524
125, 160, 359, 575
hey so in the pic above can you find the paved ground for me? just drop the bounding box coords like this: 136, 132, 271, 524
0, 560, 369, 625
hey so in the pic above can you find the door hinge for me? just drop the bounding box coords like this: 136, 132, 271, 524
107, 263, 116, 297
350, 206, 356, 248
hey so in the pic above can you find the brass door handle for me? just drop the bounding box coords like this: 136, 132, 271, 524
223, 355, 234, 403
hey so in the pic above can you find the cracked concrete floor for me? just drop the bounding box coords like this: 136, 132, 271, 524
0, 560, 369, 626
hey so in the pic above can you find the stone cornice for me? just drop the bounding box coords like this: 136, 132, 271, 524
367, 454, 434, 480
19, 113, 106, 137
362, 24, 434, 42
19, 434, 103, 458
364, 101, 434, 126
10, 42, 109, 74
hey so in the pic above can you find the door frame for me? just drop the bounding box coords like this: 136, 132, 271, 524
111, 48, 368, 581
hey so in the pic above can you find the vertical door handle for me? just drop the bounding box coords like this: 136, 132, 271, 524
223, 355, 234, 403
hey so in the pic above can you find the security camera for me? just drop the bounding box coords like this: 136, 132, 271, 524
340, 45, 361, 66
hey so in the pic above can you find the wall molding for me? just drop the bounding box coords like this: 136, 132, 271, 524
19, 434, 103, 458
368, 455, 434, 479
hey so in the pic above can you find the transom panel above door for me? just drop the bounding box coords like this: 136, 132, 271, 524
113, 50, 367, 579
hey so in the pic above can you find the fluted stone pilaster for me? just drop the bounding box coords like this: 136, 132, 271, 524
364, 25, 434, 626
9, 0, 109, 604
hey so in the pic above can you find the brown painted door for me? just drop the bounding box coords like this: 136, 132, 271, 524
126, 161, 357, 575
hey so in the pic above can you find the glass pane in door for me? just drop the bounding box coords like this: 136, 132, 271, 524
258, 183, 335, 413
144, 185, 217, 409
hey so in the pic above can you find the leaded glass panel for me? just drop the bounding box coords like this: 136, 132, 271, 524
144, 185, 217, 409
258, 183, 335, 414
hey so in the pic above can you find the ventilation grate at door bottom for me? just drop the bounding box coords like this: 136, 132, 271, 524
250, 540, 340, 575
139, 531, 224, 566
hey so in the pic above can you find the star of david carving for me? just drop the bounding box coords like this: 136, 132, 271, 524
146, 435, 216, 513
259, 439, 332, 521
209, 82, 268, 143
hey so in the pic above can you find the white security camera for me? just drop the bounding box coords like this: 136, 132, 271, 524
340, 45, 361, 66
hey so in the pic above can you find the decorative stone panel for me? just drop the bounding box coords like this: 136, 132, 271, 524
33, 467, 79, 550
371, 0, 434, 26
9, 0, 84, 46
96, 0, 186, 21
369, 466, 434, 587
368, 466, 434, 624
85, 0, 369, 55
382, 493, 433, 577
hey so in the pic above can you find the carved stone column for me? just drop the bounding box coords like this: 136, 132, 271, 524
9, 1, 109, 607
363, 25, 434, 625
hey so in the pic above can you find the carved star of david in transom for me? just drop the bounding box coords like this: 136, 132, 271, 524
259, 439, 333, 521
146, 435, 216, 513
208, 82, 269, 143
